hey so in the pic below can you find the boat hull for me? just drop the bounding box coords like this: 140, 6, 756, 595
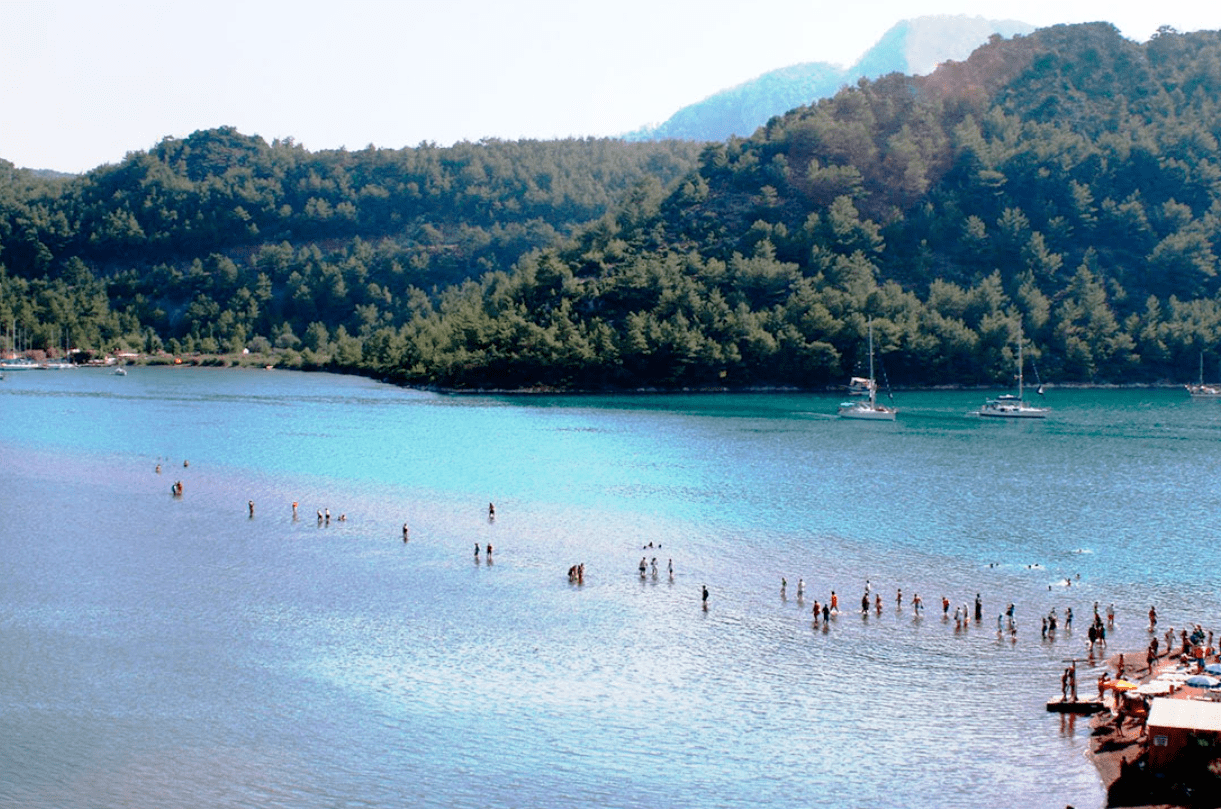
978, 406, 1048, 419
838, 404, 897, 421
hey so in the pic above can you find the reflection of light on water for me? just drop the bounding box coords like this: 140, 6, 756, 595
16, 375, 1221, 809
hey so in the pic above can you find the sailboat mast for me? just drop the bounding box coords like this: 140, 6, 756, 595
867, 320, 876, 407
1017, 339, 1024, 400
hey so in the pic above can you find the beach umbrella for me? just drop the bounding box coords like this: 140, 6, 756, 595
1109, 680, 1138, 691
1205, 663, 1221, 676
1137, 681, 1172, 696
1185, 675, 1221, 689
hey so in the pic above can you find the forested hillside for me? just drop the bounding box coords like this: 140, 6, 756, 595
386, 23, 1221, 389
0, 133, 702, 362
4, 23, 1221, 391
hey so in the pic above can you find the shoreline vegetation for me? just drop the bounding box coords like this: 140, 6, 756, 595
8, 28, 1221, 394
71, 350, 1202, 395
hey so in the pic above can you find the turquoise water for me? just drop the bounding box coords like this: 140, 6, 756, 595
3, 368, 1219, 808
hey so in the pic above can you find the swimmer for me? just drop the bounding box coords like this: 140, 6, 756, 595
875, 593, 882, 616
896, 588, 902, 610
474, 543, 480, 558
830, 591, 838, 613
639, 557, 647, 577
183, 460, 189, 467
668, 559, 673, 579
488, 502, 495, 519
292, 501, 298, 519
813, 600, 821, 623
338, 514, 346, 522
701, 584, 709, 609
402, 523, 409, 542
781, 577, 787, 595
487, 543, 493, 555
248, 500, 254, 517
797, 578, 804, 598
651, 557, 658, 576
155, 464, 161, 474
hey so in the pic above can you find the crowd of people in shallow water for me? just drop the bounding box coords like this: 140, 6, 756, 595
166, 464, 1207, 669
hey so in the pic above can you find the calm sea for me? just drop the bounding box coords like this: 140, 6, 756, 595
3, 368, 1219, 809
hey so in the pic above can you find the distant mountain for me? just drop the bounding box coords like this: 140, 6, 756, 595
626, 15, 1034, 143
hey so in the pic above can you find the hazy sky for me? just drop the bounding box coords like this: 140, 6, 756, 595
1, 1, 1214, 172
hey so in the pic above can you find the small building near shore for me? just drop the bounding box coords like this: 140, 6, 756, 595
1146, 697, 1221, 770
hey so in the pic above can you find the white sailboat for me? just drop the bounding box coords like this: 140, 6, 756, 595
978, 332, 1048, 419
838, 320, 896, 421
1186, 352, 1221, 398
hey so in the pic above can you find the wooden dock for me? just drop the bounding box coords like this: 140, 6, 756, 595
1046, 696, 1105, 714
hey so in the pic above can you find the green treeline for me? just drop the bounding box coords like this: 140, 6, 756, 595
5, 23, 1221, 389
0, 133, 702, 363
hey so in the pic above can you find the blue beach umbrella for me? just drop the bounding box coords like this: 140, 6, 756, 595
1185, 674, 1221, 689
1205, 663, 1221, 676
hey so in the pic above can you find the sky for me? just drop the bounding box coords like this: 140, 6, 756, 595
1, 1, 1216, 173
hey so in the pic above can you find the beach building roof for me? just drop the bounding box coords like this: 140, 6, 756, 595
1147, 697, 1221, 733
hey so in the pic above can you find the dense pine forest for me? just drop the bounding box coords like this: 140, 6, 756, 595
5, 22, 1221, 390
